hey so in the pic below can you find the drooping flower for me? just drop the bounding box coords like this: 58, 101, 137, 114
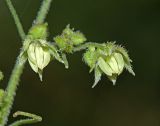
20, 23, 65, 81
27, 40, 51, 81
83, 42, 135, 88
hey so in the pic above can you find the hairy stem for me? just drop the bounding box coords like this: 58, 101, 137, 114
4, 0, 25, 40
9, 111, 42, 126
1, 0, 53, 125
0, 54, 27, 126
73, 42, 106, 52
35, 0, 52, 24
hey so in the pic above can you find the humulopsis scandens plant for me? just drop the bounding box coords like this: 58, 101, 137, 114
83, 42, 135, 88
1, 0, 135, 125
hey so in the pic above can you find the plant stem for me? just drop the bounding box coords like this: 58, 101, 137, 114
9, 111, 42, 126
35, 0, 53, 24
73, 42, 106, 52
0, 54, 27, 126
4, 0, 25, 40
1, 0, 53, 125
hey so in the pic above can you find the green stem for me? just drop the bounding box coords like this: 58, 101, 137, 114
1, 0, 53, 125
35, 0, 53, 24
9, 111, 42, 126
73, 42, 106, 52
4, 0, 25, 40
0, 54, 27, 126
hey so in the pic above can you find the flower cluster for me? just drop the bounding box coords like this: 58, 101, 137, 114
54, 25, 87, 53
20, 23, 134, 87
83, 42, 135, 88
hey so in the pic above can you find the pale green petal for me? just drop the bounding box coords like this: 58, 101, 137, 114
35, 45, 44, 70
114, 53, 124, 75
98, 57, 112, 76
107, 56, 119, 74
27, 43, 36, 64
28, 59, 38, 73
42, 49, 50, 68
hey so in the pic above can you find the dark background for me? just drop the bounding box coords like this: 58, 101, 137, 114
0, 0, 160, 126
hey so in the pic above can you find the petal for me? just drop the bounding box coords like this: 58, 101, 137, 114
107, 56, 119, 74
114, 53, 124, 75
28, 59, 38, 73
35, 44, 44, 70
27, 43, 36, 64
98, 57, 112, 76
42, 48, 50, 68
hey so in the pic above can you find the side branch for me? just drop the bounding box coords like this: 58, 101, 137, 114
73, 42, 106, 52
5, 0, 25, 40
9, 111, 42, 126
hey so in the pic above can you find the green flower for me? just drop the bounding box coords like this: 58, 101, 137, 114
83, 42, 135, 88
28, 23, 48, 40
27, 40, 51, 80
19, 23, 66, 81
54, 25, 87, 53
26, 40, 64, 81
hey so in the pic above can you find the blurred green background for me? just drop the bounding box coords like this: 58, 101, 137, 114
0, 0, 160, 126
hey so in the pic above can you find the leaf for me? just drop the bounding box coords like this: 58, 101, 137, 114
62, 53, 69, 69
48, 43, 64, 64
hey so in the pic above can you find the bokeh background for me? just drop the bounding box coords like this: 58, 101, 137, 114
0, 0, 160, 126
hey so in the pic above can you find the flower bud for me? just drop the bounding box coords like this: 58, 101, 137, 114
28, 23, 48, 40
54, 25, 86, 53
27, 40, 50, 80
105, 53, 124, 75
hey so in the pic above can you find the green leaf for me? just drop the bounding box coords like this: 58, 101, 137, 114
48, 43, 64, 64
62, 53, 69, 69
